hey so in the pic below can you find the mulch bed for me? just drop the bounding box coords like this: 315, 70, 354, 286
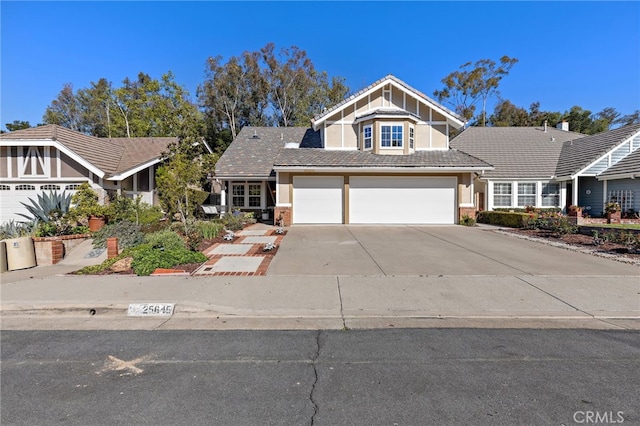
507, 229, 640, 260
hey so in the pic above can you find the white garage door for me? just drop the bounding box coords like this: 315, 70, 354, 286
293, 176, 343, 224
349, 176, 456, 224
0, 183, 80, 223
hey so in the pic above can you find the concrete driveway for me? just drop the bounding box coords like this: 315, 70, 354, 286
267, 225, 639, 276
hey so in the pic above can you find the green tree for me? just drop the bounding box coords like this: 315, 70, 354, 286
43, 83, 83, 131
4, 120, 32, 132
488, 99, 531, 127
434, 56, 519, 126
155, 153, 204, 229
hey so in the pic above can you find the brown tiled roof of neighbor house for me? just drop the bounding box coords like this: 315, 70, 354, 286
555, 123, 640, 178
312, 74, 464, 126
273, 148, 492, 169
0, 124, 125, 174
450, 126, 584, 179
597, 148, 640, 178
106, 137, 177, 175
215, 127, 321, 178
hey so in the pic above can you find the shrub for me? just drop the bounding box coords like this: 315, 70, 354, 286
549, 216, 577, 236
130, 246, 207, 276
459, 214, 476, 226
221, 213, 245, 231
476, 211, 535, 228
195, 221, 223, 240
143, 229, 187, 251
493, 207, 561, 214
104, 193, 164, 225
92, 220, 144, 249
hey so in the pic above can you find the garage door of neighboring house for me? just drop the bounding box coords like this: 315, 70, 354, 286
349, 176, 456, 224
292, 176, 344, 224
0, 183, 80, 223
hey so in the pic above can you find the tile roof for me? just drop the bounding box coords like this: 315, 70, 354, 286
215, 127, 321, 178
0, 124, 125, 174
273, 148, 492, 169
312, 74, 464, 126
0, 124, 178, 178
597, 148, 640, 178
107, 137, 176, 175
555, 123, 640, 178
450, 126, 584, 179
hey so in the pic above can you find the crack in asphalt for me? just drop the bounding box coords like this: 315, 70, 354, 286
309, 331, 322, 426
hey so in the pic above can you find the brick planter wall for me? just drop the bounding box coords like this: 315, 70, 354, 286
32, 234, 90, 266
107, 237, 119, 259
458, 207, 477, 221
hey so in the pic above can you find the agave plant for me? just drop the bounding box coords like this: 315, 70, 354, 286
0, 220, 32, 239
17, 190, 72, 223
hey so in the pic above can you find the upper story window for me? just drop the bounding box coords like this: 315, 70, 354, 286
409, 126, 414, 149
381, 124, 403, 148
363, 125, 372, 150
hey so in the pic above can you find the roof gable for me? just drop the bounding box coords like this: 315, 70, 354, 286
555, 123, 640, 178
311, 74, 465, 131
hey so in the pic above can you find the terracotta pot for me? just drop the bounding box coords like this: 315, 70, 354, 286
88, 216, 106, 232
607, 211, 621, 224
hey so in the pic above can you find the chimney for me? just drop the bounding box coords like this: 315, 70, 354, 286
557, 120, 569, 131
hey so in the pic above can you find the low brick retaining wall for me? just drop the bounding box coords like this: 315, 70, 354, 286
577, 226, 640, 237
32, 234, 90, 266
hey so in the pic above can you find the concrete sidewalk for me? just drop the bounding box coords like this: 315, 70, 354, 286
2, 272, 639, 330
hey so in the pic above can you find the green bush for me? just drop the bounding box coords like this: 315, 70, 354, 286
549, 216, 577, 236
105, 194, 164, 225
195, 221, 223, 239
144, 229, 187, 251
131, 246, 207, 276
493, 207, 561, 214
459, 214, 476, 226
476, 211, 536, 228
221, 212, 246, 231
92, 220, 144, 249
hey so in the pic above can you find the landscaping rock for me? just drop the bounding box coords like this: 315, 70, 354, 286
110, 257, 133, 272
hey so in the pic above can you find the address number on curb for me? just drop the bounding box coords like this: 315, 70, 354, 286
128, 303, 175, 317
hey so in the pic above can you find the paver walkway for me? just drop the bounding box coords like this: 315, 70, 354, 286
193, 225, 284, 276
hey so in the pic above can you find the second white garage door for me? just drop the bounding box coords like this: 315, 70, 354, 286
293, 176, 344, 224
349, 176, 456, 224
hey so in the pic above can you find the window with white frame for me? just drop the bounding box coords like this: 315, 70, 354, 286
232, 183, 262, 208
363, 125, 372, 150
493, 183, 512, 207
541, 183, 560, 206
41, 184, 61, 191
248, 184, 261, 207
381, 124, 403, 148
409, 126, 414, 149
517, 183, 536, 207
232, 184, 245, 206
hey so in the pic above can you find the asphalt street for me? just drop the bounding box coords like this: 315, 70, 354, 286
2, 329, 639, 426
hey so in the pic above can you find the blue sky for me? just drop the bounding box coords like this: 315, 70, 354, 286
1, 1, 639, 131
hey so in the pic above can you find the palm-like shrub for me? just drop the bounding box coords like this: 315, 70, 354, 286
17, 191, 72, 223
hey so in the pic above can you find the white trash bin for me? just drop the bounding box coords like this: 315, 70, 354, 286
5, 237, 36, 271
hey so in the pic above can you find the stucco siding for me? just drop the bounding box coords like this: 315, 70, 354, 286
431, 125, 448, 148
60, 152, 88, 178
278, 172, 290, 204
324, 125, 343, 149
415, 124, 430, 150
0, 147, 7, 178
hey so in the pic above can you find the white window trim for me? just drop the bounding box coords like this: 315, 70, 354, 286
541, 182, 561, 207
517, 182, 537, 207
380, 123, 404, 149
409, 125, 414, 150
492, 182, 513, 207
363, 125, 373, 150
231, 182, 264, 209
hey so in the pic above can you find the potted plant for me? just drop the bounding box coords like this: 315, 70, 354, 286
604, 202, 621, 224
567, 205, 583, 217
70, 183, 107, 231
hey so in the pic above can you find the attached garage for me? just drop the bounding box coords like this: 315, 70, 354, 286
349, 176, 456, 224
292, 176, 344, 224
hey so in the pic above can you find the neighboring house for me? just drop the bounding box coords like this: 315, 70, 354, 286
0, 124, 179, 223
451, 122, 640, 216
215, 75, 494, 225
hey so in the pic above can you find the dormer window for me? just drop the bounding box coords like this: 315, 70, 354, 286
381, 124, 403, 148
364, 125, 372, 150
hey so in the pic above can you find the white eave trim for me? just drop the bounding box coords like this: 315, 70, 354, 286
311, 78, 464, 131
1, 139, 106, 178
107, 158, 163, 181
273, 166, 492, 173
212, 175, 276, 181
597, 172, 638, 181
569, 132, 640, 178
